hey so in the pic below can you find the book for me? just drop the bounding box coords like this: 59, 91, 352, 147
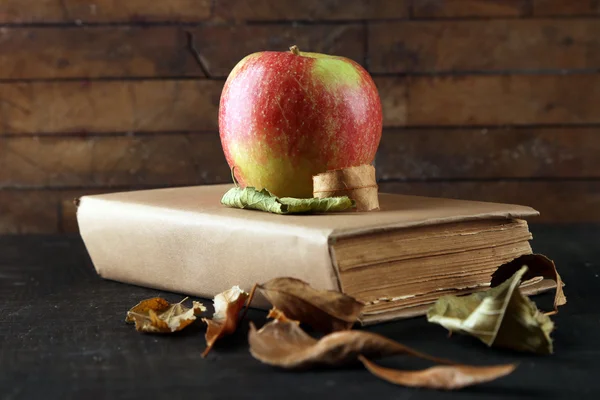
76, 184, 555, 325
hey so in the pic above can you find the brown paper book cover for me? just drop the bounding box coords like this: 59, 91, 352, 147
76, 184, 554, 325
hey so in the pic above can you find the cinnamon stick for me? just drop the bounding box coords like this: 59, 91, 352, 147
313, 164, 379, 211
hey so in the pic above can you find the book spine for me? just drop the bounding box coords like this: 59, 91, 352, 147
77, 196, 339, 305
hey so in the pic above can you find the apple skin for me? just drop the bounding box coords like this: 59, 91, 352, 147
219, 48, 382, 198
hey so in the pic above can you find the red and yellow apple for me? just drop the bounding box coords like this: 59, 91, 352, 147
219, 46, 382, 198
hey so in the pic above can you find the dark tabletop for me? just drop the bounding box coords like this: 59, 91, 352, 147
1, 225, 599, 400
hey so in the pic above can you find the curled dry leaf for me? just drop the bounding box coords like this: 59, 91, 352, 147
125, 297, 206, 333
249, 315, 516, 390
248, 277, 364, 332
202, 286, 249, 357
359, 356, 516, 390
248, 318, 450, 369
221, 186, 355, 214
427, 266, 554, 354
491, 254, 566, 315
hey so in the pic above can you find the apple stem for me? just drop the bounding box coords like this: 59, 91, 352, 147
289, 45, 300, 55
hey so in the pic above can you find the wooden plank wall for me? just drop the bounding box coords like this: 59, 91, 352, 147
1, 0, 599, 233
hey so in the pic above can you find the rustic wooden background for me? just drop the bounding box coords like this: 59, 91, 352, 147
1, 0, 599, 233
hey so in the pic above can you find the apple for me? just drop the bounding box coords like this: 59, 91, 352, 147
219, 45, 382, 198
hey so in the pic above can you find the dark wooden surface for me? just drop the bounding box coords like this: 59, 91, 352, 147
1, 225, 599, 399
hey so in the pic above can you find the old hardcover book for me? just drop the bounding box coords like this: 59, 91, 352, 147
77, 184, 554, 325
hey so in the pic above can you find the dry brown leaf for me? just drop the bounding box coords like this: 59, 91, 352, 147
428, 267, 554, 354
125, 297, 206, 333
359, 356, 516, 390
249, 312, 516, 390
267, 307, 300, 325
491, 254, 566, 315
248, 318, 450, 369
202, 286, 249, 357
247, 277, 364, 332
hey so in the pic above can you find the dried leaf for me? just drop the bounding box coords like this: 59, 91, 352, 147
267, 307, 300, 325
221, 186, 355, 214
248, 319, 450, 369
126, 297, 206, 333
359, 356, 516, 390
427, 266, 554, 354
202, 286, 249, 357
251, 277, 364, 332
250, 311, 516, 389
491, 254, 566, 315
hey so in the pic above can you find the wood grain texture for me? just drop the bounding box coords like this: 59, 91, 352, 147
0, 80, 222, 134
187, 24, 365, 78
374, 77, 407, 127
4, 75, 598, 132
377, 128, 600, 180
412, 0, 529, 18
2, 79, 594, 131
0, 74, 600, 134
0, 27, 203, 80
0, 1, 597, 229
213, 0, 408, 21
405, 74, 600, 126
0, 0, 211, 23
369, 19, 600, 73
0, 134, 230, 188
0, 24, 364, 80
379, 181, 600, 223
0, 190, 58, 233
533, 0, 600, 15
